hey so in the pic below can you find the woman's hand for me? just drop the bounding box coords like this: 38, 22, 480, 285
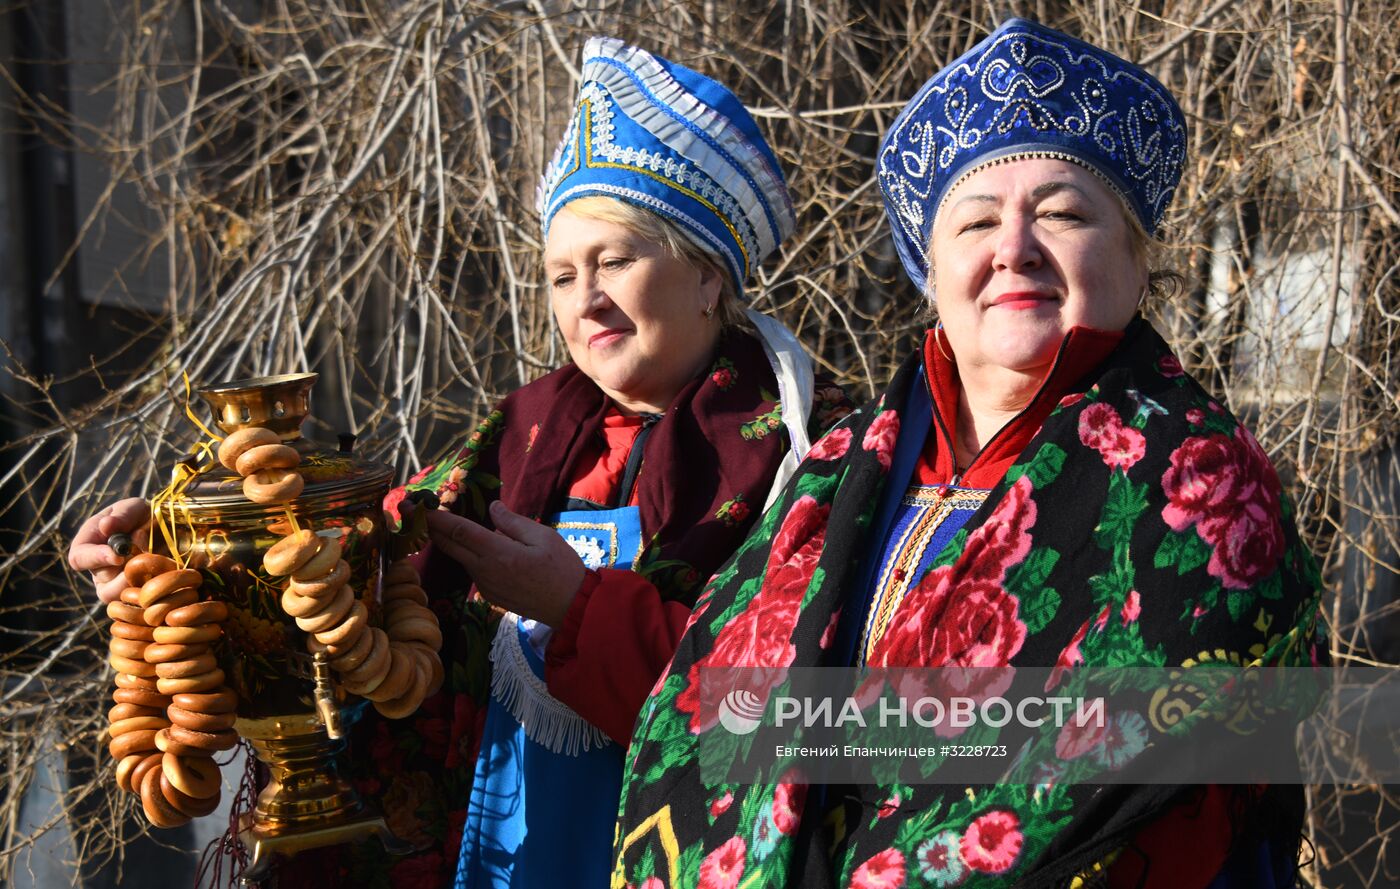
424, 500, 586, 627
68, 498, 151, 604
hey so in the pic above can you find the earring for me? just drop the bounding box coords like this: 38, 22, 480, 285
934, 322, 954, 363
703, 304, 715, 319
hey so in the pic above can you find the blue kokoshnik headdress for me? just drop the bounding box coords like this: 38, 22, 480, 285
538, 37, 797, 297
878, 18, 1188, 291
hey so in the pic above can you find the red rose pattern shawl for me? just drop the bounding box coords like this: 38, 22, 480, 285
613, 320, 1325, 889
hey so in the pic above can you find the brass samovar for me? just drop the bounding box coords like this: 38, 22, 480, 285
150, 373, 412, 880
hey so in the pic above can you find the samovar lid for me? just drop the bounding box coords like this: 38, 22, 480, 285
178, 374, 394, 509
200, 372, 318, 438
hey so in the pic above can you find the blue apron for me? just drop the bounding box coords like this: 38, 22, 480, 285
454, 506, 644, 888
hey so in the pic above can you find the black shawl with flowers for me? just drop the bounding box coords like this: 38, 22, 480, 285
613, 320, 1325, 889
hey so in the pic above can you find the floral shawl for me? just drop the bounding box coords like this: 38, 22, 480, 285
613, 320, 1325, 889
285, 329, 851, 888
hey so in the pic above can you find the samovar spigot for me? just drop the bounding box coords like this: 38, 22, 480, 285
311, 653, 343, 739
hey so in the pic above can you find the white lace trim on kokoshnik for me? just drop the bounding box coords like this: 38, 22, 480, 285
489, 612, 611, 756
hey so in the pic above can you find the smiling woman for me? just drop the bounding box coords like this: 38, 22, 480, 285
615, 18, 1327, 889
931, 159, 1148, 469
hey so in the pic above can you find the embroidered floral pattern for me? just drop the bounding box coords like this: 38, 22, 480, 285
715, 494, 751, 526
916, 831, 966, 886
676, 495, 829, 732
710, 356, 739, 391
772, 775, 807, 834
1161, 427, 1285, 589
862, 409, 900, 471
1079, 402, 1146, 471
809, 426, 853, 461
698, 836, 747, 889
850, 848, 906, 889
741, 397, 784, 440
960, 809, 1024, 874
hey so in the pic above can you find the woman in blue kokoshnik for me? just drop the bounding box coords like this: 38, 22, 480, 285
613, 19, 1326, 889
69, 38, 852, 889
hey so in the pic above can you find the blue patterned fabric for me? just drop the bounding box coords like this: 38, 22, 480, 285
454, 505, 644, 889
877, 17, 1187, 291
537, 37, 796, 297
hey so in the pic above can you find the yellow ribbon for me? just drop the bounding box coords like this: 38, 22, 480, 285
145, 373, 225, 567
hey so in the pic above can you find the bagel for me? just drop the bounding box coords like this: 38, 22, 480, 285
129, 751, 164, 794
286, 560, 349, 598
168, 705, 236, 733
162, 752, 221, 799
281, 588, 326, 619
171, 687, 238, 714
291, 535, 342, 581
384, 601, 435, 625
154, 727, 203, 757
382, 583, 428, 606
155, 652, 219, 679
168, 725, 239, 753
108, 716, 170, 737
217, 427, 280, 472
387, 617, 443, 651
401, 643, 443, 697
383, 604, 433, 632
111, 620, 156, 642
109, 654, 158, 677
143, 642, 211, 665
424, 650, 444, 697
144, 589, 201, 627
138, 569, 203, 609
294, 585, 355, 634
119, 587, 143, 606
159, 772, 221, 818
112, 680, 163, 700
340, 661, 390, 697
109, 702, 165, 722
383, 561, 420, 587
262, 529, 319, 577
139, 764, 189, 828
339, 628, 389, 688
115, 753, 145, 793
123, 552, 177, 588
109, 728, 159, 760
243, 469, 304, 504
157, 668, 225, 695
164, 600, 228, 627
362, 646, 415, 703
373, 654, 431, 719
152, 624, 221, 645
106, 601, 145, 624
313, 602, 367, 647
234, 442, 300, 478
112, 688, 167, 709
108, 637, 149, 660
325, 625, 375, 671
